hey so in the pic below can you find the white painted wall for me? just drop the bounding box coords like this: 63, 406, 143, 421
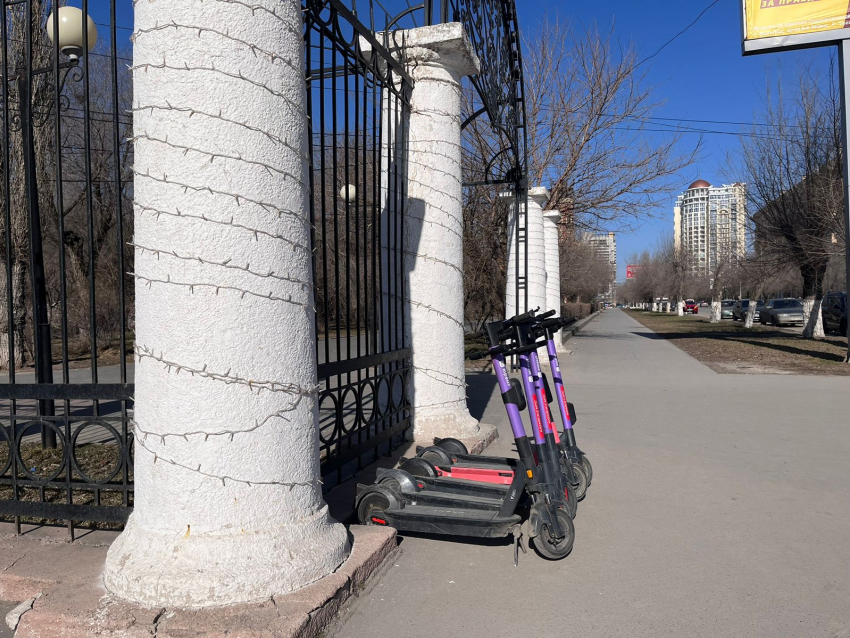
104, 0, 349, 608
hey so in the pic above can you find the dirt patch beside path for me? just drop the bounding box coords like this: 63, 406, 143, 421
626, 310, 850, 376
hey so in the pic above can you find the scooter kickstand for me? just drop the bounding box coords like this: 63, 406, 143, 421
511, 524, 528, 567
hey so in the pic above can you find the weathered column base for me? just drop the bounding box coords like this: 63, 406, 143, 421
13, 526, 396, 638
410, 408, 481, 442
104, 505, 349, 609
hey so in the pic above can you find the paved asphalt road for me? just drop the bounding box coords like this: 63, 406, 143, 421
333, 309, 850, 638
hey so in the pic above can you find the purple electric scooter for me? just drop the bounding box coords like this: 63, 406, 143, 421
355, 312, 576, 560
427, 312, 589, 501
539, 317, 593, 488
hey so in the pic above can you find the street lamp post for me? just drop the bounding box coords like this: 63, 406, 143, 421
5, 7, 96, 447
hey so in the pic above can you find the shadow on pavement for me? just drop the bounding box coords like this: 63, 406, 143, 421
632, 330, 847, 363
465, 371, 498, 422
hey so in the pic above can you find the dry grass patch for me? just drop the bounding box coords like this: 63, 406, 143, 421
625, 310, 850, 376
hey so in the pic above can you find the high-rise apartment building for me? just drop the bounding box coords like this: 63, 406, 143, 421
583, 231, 617, 302
674, 180, 746, 275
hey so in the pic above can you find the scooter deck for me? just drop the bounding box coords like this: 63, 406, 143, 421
409, 475, 510, 497
396, 490, 507, 511
372, 505, 520, 538
417, 446, 519, 469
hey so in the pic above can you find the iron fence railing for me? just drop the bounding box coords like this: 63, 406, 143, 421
0, 0, 529, 529
304, 0, 414, 488
0, 0, 134, 536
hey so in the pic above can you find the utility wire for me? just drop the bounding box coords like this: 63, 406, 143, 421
636, 0, 722, 69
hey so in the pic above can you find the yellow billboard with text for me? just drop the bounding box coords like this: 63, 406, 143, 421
745, 0, 850, 41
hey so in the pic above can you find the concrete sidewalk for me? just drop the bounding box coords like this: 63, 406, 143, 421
331, 309, 850, 638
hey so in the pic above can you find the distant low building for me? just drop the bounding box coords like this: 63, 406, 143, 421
674, 180, 746, 275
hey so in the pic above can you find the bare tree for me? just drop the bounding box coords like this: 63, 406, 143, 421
738, 66, 844, 339
523, 20, 698, 232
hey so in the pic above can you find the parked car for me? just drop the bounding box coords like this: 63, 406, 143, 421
760, 298, 804, 326
684, 299, 698, 314
732, 299, 764, 322
821, 291, 847, 336
721, 299, 735, 319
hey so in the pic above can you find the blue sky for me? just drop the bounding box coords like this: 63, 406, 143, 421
515, 0, 834, 281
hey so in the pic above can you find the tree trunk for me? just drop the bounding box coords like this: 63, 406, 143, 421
744, 284, 763, 329
10, 259, 28, 367
801, 297, 824, 338
801, 263, 826, 338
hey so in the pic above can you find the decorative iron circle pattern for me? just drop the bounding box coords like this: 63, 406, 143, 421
70, 421, 125, 485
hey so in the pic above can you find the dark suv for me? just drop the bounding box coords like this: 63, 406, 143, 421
821, 292, 847, 336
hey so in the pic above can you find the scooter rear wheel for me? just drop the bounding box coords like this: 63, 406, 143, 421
418, 446, 454, 466
377, 476, 402, 493
533, 508, 575, 560
357, 492, 391, 526
435, 438, 468, 455
581, 455, 593, 485
399, 456, 438, 478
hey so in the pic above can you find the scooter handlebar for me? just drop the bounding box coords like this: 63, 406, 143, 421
537, 309, 557, 320
538, 316, 578, 331
504, 307, 539, 326
469, 344, 510, 360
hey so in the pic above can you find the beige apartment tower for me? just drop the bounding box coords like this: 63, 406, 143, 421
674, 180, 746, 275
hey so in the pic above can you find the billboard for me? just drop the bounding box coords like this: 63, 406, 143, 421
626, 265, 642, 280
742, 0, 850, 55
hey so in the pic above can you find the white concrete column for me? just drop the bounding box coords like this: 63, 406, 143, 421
526, 188, 549, 313
393, 23, 480, 441
506, 188, 549, 318
543, 209, 562, 327
505, 194, 522, 318
104, 0, 349, 608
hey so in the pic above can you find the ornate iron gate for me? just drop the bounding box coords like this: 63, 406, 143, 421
304, 0, 414, 488
0, 0, 133, 535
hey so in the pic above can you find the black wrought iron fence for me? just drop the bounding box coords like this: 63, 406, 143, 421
304, 0, 414, 489
0, 0, 134, 536
0, 0, 529, 529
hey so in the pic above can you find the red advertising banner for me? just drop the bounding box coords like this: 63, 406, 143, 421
626, 265, 642, 280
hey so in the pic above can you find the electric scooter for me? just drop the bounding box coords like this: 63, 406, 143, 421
539, 316, 593, 487
355, 313, 575, 560
400, 311, 579, 518
419, 313, 588, 501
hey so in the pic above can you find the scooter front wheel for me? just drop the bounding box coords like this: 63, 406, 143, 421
533, 508, 575, 560
572, 462, 588, 501
581, 455, 593, 485
563, 480, 577, 519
